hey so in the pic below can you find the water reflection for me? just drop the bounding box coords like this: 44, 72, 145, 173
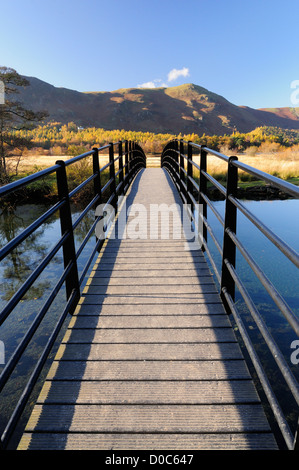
206, 198, 299, 441
0, 202, 96, 448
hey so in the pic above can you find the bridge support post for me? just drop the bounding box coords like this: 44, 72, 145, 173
173, 139, 179, 183
199, 146, 207, 251
109, 142, 117, 210
220, 156, 238, 313
187, 141, 194, 213
124, 140, 129, 188
128, 141, 132, 184
294, 419, 299, 449
179, 139, 185, 196
118, 141, 124, 195
92, 147, 102, 203
55, 160, 80, 312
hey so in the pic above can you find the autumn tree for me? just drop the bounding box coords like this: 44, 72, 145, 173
0, 67, 48, 184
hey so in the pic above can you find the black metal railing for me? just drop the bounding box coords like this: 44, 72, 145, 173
161, 139, 299, 450
0, 140, 146, 449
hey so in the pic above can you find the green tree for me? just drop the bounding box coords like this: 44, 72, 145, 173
0, 67, 48, 184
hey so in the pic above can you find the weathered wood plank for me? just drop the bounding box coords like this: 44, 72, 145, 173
47, 359, 252, 381
61, 327, 236, 344
86, 275, 214, 285
24, 404, 272, 433
79, 294, 223, 305
68, 314, 231, 328
20, 433, 276, 451
54, 342, 244, 361
82, 284, 218, 295
74, 303, 226, 315
89, 268, 212, 277
37, 380, 260, 404
18, 432, 278, 451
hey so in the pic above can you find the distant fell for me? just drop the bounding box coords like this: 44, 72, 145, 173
16, 76, 299, 135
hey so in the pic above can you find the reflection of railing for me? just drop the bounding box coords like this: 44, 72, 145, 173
161, 139, 299, 450
0, 140, 146, 448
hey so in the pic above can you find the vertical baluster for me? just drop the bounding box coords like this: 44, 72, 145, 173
118, 140, 124, 195
128, 141, 132, 183
109, 142, 116, 210
179, 139, 184, 196
173, 139, 179, 185
294, 419, 299, 449
55, 160, 80, 310
131, 141, 135, 178
187, 141, 193, 213
125, 140, 129, 189
199, 146, 207, 251
92, 147, 102, 203
221, 156, 238, 312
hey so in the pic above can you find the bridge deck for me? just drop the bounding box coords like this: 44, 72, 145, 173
18, 168, 277, 450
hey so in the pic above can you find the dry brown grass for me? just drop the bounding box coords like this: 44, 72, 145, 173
8, 146, 299, 183
191, 146, 299, 182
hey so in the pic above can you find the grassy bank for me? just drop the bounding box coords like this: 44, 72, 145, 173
4, 157, 111, 206
4, 147, 299, 204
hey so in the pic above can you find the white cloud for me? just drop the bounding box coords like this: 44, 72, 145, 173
167, 67, 190, 82
138, 81, 157, 89
138, 79, 167, 89
137, 67, 190, 89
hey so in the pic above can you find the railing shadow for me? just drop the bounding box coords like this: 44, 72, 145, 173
159, 166, 278, 449
22, 169, 146, 449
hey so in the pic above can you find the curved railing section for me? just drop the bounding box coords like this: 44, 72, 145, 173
161, 138, 299, 450
0, 140, 146, 449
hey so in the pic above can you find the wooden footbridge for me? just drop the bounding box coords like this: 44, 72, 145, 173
0, 140, 299, 450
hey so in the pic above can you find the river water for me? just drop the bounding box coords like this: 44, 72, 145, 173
0, 198, 298, 447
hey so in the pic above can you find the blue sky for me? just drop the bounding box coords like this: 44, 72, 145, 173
1, 0, 298, 109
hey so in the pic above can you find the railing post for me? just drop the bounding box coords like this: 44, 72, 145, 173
131, 141, 136, 177
55, 160, 80, 311
220, 156, 238, 312
118, 140, 124, 195
93, 147, 103, 253
109, 142, 116, 209
199, 146, 207, 251
92, 147, 102, 203
124, 140, 129, 188
294, 419, 299, 449
179, 139, 185, 189
173, 139, 179, 183
187, 141, 193, 212
128, 141, 132, 183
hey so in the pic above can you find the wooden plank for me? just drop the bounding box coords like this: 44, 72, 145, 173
74, 303, 226, 315
18, 432, 278, 450
37, 380, 260, 404
46, 359, 252, 381
24, 404, 272, 433
86, 275, 214, 285
54, 342, 244, 361
61, 327, 236, 344
82, 284, 218, 295
68, 314, 231, 328
91, 262, 208, 270
79, 294, 223, 304
89, 268, 212, 277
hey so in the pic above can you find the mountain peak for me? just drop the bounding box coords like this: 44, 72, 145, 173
16, 74, 299, 135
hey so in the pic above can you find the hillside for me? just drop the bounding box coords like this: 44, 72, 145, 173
15, 77, 299, 135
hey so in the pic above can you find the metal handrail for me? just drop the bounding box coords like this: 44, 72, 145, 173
161, 138, 299, 450
0, 140, 146, 448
